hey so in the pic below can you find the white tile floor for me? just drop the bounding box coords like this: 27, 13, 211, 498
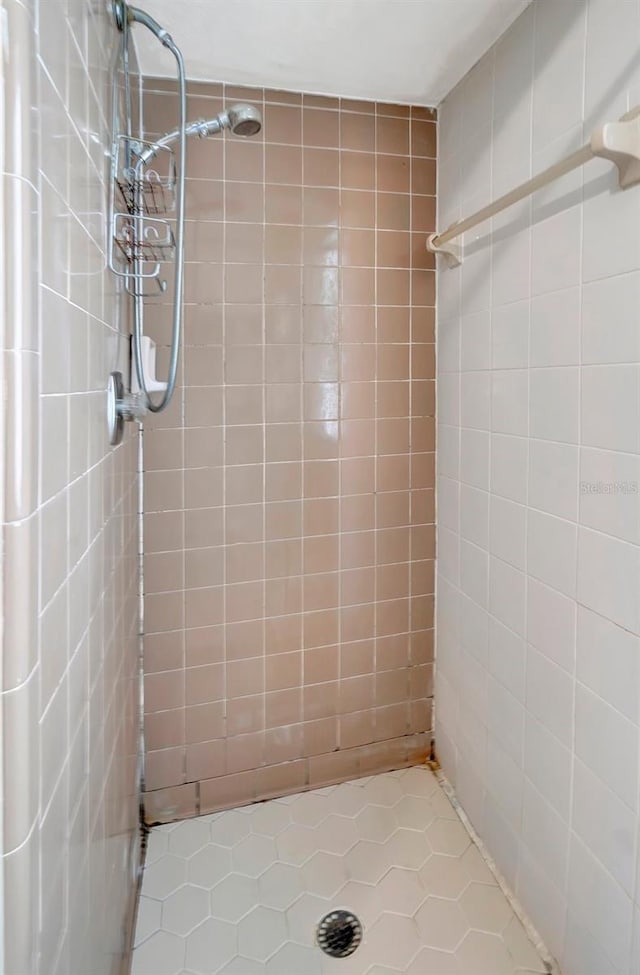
132, 766, 549, 975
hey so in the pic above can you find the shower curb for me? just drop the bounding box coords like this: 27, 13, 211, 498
428, 761, 562, 975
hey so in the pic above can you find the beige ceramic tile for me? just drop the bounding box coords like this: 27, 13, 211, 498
139, 78, 436, 815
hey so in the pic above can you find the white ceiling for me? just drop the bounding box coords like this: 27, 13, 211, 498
132, 0, 530, 107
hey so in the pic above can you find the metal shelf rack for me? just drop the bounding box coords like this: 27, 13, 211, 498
109, 136, 177, 295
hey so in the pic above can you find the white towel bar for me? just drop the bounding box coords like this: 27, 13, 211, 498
427, 106, 640, 267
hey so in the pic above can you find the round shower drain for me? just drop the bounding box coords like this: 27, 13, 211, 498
316, 910, 363, 958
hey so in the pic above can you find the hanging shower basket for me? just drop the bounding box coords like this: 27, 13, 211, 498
109, 136, 177, 295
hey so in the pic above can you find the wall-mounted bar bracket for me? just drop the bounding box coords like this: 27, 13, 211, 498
591, 106, 640, 190
107, 369, 150, 446
428, 105, 640, 268
426, 232, 462, 268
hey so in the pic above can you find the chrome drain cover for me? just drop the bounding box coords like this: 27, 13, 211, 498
317, 910, 363, 958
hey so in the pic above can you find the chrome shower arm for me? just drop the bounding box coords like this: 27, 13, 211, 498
138, 117, 225, 166
141, 105, 263, 165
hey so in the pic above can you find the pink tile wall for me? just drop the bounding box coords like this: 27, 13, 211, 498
1, 1, 140, 972
141, 80, 436, 822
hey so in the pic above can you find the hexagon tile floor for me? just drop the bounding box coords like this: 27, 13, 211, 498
132, 766, 549, 975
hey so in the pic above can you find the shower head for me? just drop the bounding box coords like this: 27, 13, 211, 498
141, 103, 263, 166
221, 103, 263, 137
186, 103, 262, 142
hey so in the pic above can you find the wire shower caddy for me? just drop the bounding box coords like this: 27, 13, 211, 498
108, 135, 178, 296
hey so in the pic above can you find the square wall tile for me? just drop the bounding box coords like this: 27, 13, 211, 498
141, 78, 436, 814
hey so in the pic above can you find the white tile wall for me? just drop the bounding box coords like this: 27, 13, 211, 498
435, 1, 640, 972
1, 1, 141, 972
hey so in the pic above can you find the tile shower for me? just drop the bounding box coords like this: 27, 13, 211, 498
141, 81, 437, 821
1, 0, 640, 973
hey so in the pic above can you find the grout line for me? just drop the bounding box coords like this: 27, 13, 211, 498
372, 102, 379, 749
221, 82, 229, 769
336, 92, 344, 754
260, 84, 268, 763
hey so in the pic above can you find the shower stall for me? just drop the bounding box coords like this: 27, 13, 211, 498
103, 0, 437, 833
2, 0, 639, 972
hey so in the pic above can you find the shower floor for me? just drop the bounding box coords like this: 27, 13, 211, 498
132, 766, 548, 975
